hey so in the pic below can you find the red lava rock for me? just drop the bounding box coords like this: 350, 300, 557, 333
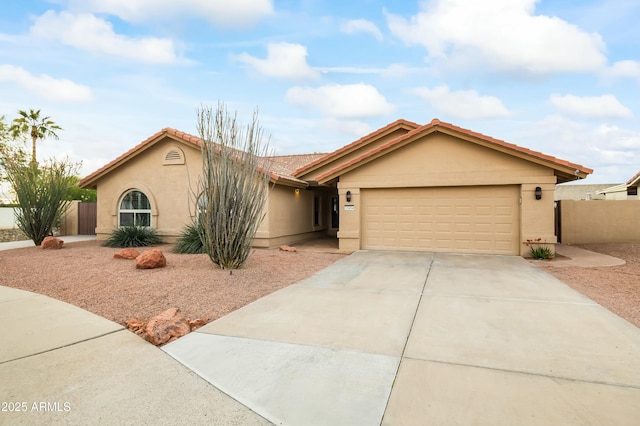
189, 318, 209, 331
41, 236, 64, 249
279, 245, 297, 252
126, 318, 146, 335
145, 308, 190, 345
114, 248, 140, 259
135, 249, 166, 269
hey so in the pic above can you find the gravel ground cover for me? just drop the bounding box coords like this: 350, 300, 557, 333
534, 242, 640, 328
1, 240, 637, 329
0, 241, 346, 326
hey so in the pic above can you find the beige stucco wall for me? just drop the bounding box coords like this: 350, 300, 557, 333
560, 200, 640, 244
604, 190, 629, 200
93, 139, 203, 241
92, 137, 323, 246
554, 184, 611, 200
59, 200, 80, 236
336, 133, 557, 256
254, 186, 329, 247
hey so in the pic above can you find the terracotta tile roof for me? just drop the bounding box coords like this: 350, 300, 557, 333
78, 128, 188, 188
80, 119, 593, 189
78, 128, 312, 188
266, 153, 328, 177
315, 118, 593, 183
293, 118, 420, 177
626, 170, 640, 186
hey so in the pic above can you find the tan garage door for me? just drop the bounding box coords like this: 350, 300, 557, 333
361, 186, 519, 255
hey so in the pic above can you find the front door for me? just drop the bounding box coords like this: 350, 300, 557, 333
331, 196, 339, 229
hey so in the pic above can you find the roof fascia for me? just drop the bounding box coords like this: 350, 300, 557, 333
293, 119, 419, 178
316, 123, 592, 184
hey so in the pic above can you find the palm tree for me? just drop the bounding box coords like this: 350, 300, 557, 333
9, 109, 62, 166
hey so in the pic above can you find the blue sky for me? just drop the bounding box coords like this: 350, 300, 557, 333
1, 0, 639, 185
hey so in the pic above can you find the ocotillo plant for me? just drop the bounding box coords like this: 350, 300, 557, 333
196, 103, 272, 270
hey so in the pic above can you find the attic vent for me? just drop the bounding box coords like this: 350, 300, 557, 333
163, 147, 185, 165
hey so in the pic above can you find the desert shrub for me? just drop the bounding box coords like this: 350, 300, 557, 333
530, 245, 554, 259
172, 223, 205, 254
196, 103, 272, 269
2, 159, 77, 245
103, 225, 162, 248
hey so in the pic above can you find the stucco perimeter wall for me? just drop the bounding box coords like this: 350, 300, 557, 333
337, 133, 557, 256
59, 200, 80, 236
560, 200, 640, 244
94, 140, 202, 242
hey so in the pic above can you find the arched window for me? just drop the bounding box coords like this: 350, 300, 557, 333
119, 190, 151, 227
196, 192, 207, 223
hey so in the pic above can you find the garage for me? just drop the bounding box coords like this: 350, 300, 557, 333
293, 118, 592, 255
361, 185, 520, 255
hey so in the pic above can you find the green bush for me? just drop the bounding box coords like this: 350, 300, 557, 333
103, 226, 162, 248
172, 223, 205, 254
2, 159, 77, 246
530, 245, 554, 260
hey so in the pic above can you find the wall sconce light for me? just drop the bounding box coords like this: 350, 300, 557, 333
346, 190, 352, 202
295, 188, 300, 195
535, 186, 542, 200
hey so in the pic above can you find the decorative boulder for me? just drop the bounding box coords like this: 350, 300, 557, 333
145, 308, 190, 345
279, 245, 297, 252
135, 249, 166, 269
41, 236, 64, 249
189, 318, 208, 331
114, 248, 140, 259
126, 318, 146, 336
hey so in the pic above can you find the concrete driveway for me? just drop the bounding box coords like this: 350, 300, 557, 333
164, 251, 640, 425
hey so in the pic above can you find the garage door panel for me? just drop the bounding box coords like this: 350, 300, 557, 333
361, 186, 519, 255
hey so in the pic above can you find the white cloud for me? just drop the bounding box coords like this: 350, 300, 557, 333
410, 85, 510, 119
285, 83, 395, 118
386, 0, 606, 74
512, 115, 640, 183
30, 11, 181, 64
67, 0, 274, 28
321, 117, 372, 137
235, 42, 320, 80
341, 19, 383, 41
381, 63, 425, 78
318, 66, 385, 75
317, 63, 424, 77
596, 124, 640, 150
550, 94, 633, 119
604, 60, 640, 80
0, 64, 93, 102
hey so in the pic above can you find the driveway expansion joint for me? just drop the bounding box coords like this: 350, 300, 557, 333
423, 292, 598, 305
0, 328, 125, 365
404, 357, 640, 390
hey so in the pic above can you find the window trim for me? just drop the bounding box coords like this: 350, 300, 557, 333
118, 190, 152, 227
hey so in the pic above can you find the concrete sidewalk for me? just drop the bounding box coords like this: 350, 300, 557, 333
553, 243, 627, 267
0, 286, 270, 425
164, 251, 640, 425
0, 235, 97, 251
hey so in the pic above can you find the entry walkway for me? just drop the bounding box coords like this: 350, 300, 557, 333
0, 235, 96, 251
553, 243, 627, 267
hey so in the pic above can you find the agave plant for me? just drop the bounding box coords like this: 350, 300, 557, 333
172, 222, 205, 254
103, 225, 162, 248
